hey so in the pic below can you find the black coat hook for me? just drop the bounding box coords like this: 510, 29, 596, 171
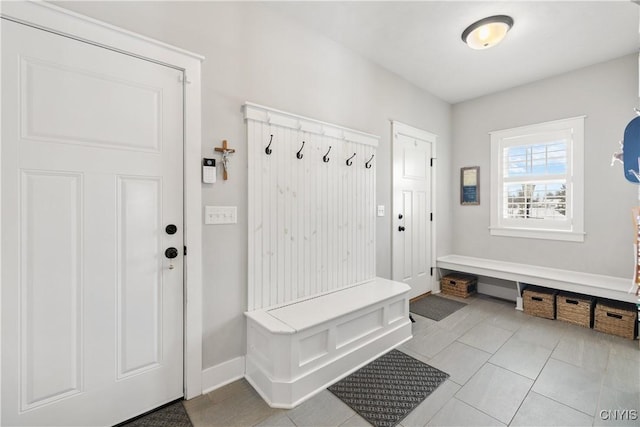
346, 153, 356, 166
365, 154, 374, 169
323, 146, 332, 163
296, 141, 305, 159
265, 134, 273, 155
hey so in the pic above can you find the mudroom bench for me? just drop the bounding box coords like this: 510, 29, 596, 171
437, 254, 637, 309
244, 277, 412, 409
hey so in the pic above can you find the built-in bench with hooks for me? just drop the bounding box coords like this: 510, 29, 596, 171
244, 103, 412, 408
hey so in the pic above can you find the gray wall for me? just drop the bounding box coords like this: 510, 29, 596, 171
451, 54, 638, 277
56, 1, 453, 370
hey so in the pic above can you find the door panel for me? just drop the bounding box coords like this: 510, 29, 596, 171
415, 190, 428, 278
21, 57, 161, 152
403, 146, 428, 180
116, 176, 163, 378
2, 19, 184, 426
392, 123, 436, 300
21, 171, 83, 410
402, 191, 413, 280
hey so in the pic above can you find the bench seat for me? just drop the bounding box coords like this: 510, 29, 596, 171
437, 254, 637, 307
244, 277, 412, 408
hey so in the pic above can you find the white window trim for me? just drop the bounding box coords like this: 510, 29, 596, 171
489, 116, 585, 242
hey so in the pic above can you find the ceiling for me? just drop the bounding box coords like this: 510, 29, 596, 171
268, 1, 640, 104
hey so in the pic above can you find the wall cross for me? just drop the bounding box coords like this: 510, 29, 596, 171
214, 139, 235, 180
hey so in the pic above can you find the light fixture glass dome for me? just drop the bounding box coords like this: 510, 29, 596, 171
462, 15, 514, 50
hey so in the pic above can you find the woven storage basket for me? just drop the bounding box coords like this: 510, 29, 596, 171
556, 292, 594, 328
594, 300, 637, 340
523, 286, 557, 320
440, 273, 477, 298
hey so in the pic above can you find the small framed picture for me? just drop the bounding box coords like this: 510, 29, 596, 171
461, 166, 479, 205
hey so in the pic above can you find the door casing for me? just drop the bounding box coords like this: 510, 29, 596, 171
391, 121, 437, 298
0, 1, 205, 412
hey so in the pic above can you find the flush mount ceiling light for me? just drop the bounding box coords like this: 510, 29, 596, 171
462, 15, 514, 50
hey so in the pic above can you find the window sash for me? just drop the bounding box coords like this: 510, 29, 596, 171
499, 132, 572, 226
503, 140, 568, 179
502, 180, 568, 220
489, 116, 584, 242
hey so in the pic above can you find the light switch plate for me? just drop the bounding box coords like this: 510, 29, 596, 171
377, 205, 385, 217
205, 206, 237, 225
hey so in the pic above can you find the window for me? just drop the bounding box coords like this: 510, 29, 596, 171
490, 116, 585, 242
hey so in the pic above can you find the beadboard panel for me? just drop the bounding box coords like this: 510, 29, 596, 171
245, 103, 378, 311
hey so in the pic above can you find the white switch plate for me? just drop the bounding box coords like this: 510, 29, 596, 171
377, 205, 385, 217
205, 206, 237, 225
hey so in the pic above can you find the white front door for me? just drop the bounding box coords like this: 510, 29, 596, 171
2, 19, 184, 426
391, 122, 436, 300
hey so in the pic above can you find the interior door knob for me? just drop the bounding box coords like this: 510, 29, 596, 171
165, 247, 179, 259
398, 226, 406, 232
165, 224, 177, 235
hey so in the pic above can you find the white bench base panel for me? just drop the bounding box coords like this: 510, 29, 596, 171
244, 278, 412, 409
437, 255, 637, 307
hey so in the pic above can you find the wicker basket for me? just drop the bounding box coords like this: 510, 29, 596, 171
556, 292, 594, 328
523, 286, 557, 320
440, 273, 477, 298
594, 300, 637, 340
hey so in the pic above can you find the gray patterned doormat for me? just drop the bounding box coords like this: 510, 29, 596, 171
410, 294, 467, 321
117, 400, 192, 427
328, 350, 449, 427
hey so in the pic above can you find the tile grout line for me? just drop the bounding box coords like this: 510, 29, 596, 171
526, 338, 602, 420
591, 344, 614, 427
507, 388, 534, 426
453, 396, 507, 426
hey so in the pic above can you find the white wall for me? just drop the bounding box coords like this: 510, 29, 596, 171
56, 1, 452, 372
451, 54, 638, 278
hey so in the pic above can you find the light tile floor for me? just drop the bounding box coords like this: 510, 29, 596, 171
184, 294, 640, 427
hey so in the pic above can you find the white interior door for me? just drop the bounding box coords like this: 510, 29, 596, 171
1, 19, 184, 426
391, 122, 436, 300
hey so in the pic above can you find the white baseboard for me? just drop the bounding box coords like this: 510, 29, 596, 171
201, 356, 246, 395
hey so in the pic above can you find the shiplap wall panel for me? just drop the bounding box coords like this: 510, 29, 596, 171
246, 103, 378, 311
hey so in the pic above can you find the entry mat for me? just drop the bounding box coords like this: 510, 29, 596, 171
328, 350, 449, 427
410, 294, 467, 321
118, 400, 193, 427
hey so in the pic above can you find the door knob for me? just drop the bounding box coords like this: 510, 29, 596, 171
165, 247, 179, 259
399, 214, 403, 219
165, 224, 177, 235
398, 226, 406, 232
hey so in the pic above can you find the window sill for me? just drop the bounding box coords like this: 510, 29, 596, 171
489, 226, 585, 242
